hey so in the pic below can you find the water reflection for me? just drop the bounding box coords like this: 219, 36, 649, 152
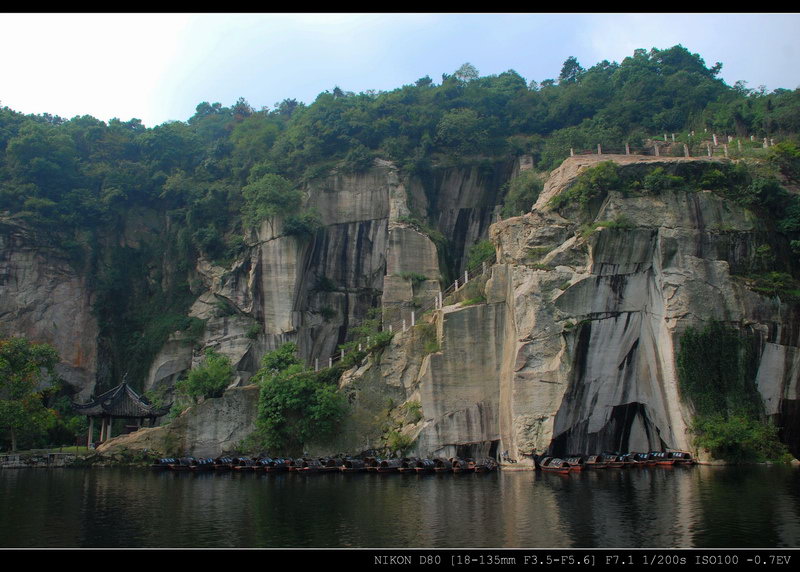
0, 465, 798, 548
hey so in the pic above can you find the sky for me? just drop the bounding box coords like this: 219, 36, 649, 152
1, 12, 799, 128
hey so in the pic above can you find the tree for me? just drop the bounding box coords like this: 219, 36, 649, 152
251, 343, 345, 455
0, 337, 60, 451
241, 173, 302, 228
435, 108, 488, 155
559, 56, 585, 84
453, 62, 479, 83
177, 349, 234, 403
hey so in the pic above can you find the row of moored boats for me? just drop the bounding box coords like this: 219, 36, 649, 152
534, 451, 696, 474
151, 455, 499, 474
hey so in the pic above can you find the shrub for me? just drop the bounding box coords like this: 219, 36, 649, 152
386, 430, 415, 455
246, 324, 261, 340
241, 173, 302, 229
501, 170, 543, 217
643, 166, 685, 192
549, 161, 621, 209
416, 323, 439, 354
466, 239, 495, 270
178, 349, 234, 402
283, 209, 321, 239
403, 401, 423, 424
677, 322, 791, 463
251, 343, 345, 455
314, 276, 338, 292
398, 272, 429, 290
320, 306, 337, 322
692, 413, 792, 464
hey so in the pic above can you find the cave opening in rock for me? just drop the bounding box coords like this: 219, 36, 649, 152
549, 402, 665, 457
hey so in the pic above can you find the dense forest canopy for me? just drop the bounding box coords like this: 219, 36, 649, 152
2, 45, 798, 238
1, 44, 799, 393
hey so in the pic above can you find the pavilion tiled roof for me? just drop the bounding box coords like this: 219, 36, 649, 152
73, 383, 170, 418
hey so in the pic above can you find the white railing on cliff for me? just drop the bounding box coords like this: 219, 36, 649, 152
566, 131, 778, 160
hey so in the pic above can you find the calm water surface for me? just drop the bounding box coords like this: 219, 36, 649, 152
1, 465, 798, 548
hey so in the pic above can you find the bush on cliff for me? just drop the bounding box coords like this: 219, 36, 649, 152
248, 343, 345, 456
677, 322, 792, 463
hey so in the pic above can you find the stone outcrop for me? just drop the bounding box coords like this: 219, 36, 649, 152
96, 385, 259, 458
101, 159, 511, 455
0, 217, 98, 400
144, 159, 509, 393
333, 155, 799, 462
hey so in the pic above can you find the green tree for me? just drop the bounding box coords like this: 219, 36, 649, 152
251, 343, 345, 455
453, 62, 480, 83
0, 337, 60, 451
177, 349, 234, 403
501, 170, 543, 217
241, 173, 303, 228
435, 108, 488, 155
558, 56, 585, 84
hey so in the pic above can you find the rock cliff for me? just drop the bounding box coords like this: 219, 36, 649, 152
8, 153, 797, 462
144, 159, 511, 399
332, 155, 799, 462
0, 218, 98, 400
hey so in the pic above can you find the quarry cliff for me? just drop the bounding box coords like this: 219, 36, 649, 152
3, 154, 797, 463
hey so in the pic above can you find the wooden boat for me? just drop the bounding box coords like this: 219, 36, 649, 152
377, 459, 402, 473
564, 456, 585, 471
319, 457, 344, 472
414, 458, 436, 473
340, 458, 367, 473
151, 457, 177, 470
539, 457, 572, 475
602, 453, 626, 468
630, 452, 650, 467
451, 457, 473, 473
212, 456, 235, 470
397, 457, 419, 473
643, 452, 660, 466
364, 457, 381, 472
190, 457, 215, 471
669, 451, 696, 466
293, 458, 322, 473
433, 458, 453, 473
232, 457, 257, 471
253, 457, 275, 472
473, 458, 497, 473
263, 458, 291, 473
583, 455, 608, 469
650, 451, 676, 466
169, 457, 195, 471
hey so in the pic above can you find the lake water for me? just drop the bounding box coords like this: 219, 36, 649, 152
1, 464, 798, 549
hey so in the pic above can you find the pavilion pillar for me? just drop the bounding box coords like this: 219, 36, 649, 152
106, 417, 113, 440
87, 416, 94, 446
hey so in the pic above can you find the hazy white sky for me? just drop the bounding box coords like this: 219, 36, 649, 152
1, 13, 798, 128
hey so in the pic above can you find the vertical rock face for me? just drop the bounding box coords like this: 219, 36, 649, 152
492, 158, 797, 460
0, 219, 98, 400
0, 158, 509, 403
143, 159, 510, 401
339, 156, 799, 462
408, 160, 514, 275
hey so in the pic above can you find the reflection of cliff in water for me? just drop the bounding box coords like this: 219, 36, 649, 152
533, 466, 698, 547
692, 465, 800, 548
